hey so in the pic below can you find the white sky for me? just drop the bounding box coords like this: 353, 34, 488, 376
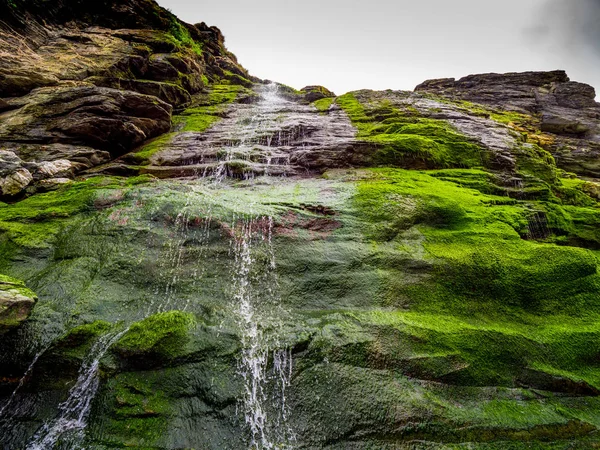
158, 0, 600, 96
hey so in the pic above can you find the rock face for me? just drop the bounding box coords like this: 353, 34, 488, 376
3, 1, 600, 449
1, 86, 172, 152
0, 0, 251, 198
416, 71, 600, 177
135, 83, 362, 179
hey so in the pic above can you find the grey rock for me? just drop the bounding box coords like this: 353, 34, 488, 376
0, 86, 172, 155
415, 70, 570, 113
0, 150, 26, 176
0, 275, 37, 333
415, 70, 600, 177
8, 143, 112, 171
0, 168, 33, 196
34, 159, 74, 179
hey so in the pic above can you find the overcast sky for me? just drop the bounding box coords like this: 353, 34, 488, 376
158, 0, 600, 96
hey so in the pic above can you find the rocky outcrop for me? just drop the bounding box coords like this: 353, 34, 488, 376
0, 0, 251, 198
133, 84, 363, 179
416, 71, 600, 177
0, 86, 171, 195
1, 86, 172, 151
415, 70, 571, 113
300, 85, 336, 102
0, 275, 37, 333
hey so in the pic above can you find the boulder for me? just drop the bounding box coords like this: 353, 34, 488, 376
0, 168, 33, 197
300, 85, 336, 103
33, 159, 74, 179
0, 150, 32, 196
0, 275, 37, 334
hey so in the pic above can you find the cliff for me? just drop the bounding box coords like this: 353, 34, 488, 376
1, 0, 600, 449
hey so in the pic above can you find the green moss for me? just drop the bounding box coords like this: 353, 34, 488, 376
173, 108, 220, 133
344, 167, 600, 389
0, 176, 151, 248
337, 93, 484, 168
222, 70, 253, 87
354, 168, 528, 240
554, 177, 599, 207
543, 202, 600, 247
205, 83, 248, 105
515, 143, 559, 185
312, 97, 334, 112
114, 310, 196, 357
59, 320, 113, 346
98, 371, 171, 447
133, 132, 176, 164
168, 19, 202, 56
168, 84, 254, 135
450, 99, 532, 126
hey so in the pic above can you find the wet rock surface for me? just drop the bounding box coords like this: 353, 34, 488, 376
136, 84, 361, 179
2, 0, 600, 448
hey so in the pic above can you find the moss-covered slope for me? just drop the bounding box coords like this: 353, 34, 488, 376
1, 1, 600, 448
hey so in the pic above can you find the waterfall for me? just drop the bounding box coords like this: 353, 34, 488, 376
13, 82, 296, 449
230, 216, 294, 449
217, 86, 296, 447
211, 82, 292, 182
25, 329, 127, 450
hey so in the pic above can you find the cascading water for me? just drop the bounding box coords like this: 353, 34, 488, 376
25, 329, 128, 450
212, 83, 294, 182
6, 82, 297, 449
230, 216, 294, 449
215, 85, 296, 448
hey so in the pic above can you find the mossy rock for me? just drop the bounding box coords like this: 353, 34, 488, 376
336, 93, 485, 169
0, 273, 37, 332
113, 311, 196, 364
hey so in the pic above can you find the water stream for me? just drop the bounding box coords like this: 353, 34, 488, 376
6, 83, 297, 449
25, 329, 128, 450
230, 216, 294, 448
221, 84, 295, 447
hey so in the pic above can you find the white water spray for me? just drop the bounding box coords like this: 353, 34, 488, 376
230, 217, 294, 449
26, 329, 127, 450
